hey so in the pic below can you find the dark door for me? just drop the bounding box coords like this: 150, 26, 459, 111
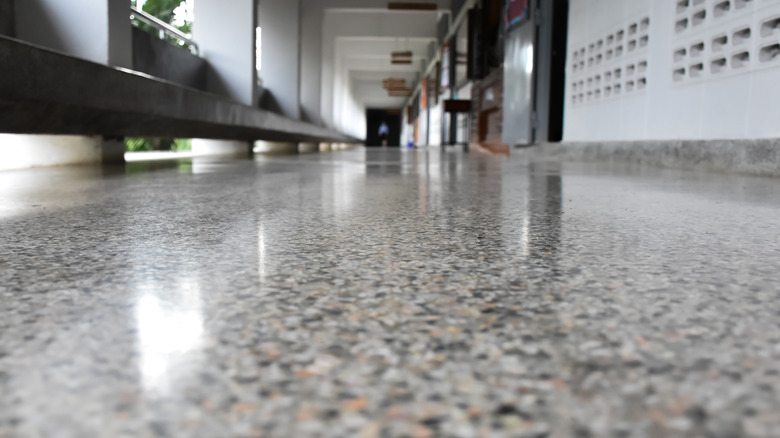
365, 109, 401, 147
501, 0, 569, 145
502, 18, 537, 146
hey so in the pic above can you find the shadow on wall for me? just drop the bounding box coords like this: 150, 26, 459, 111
13, 0, 71, 54
258, 88, 285, 114
205, 62, 235, 103
0, 0, 14, 36
131, 27, 207, 91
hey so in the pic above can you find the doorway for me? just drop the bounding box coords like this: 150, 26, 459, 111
365, 109, 401, 147
501, 0, 569, 145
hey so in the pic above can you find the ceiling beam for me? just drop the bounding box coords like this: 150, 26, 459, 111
387, 2, 438, 11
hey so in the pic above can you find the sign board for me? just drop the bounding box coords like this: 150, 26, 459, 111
505, 0, 530, 29
421, 78, 428, 109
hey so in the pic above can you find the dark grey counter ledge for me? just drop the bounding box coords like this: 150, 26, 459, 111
0, 35, 357, 143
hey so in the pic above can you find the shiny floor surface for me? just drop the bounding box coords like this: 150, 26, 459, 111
1, 147, 780, 438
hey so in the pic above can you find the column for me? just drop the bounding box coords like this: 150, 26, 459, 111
258, 0, 301, 119
300, 1, 324, 124
4, 0, 131, 170
192, 0, 257, 156
14, 0, 131, 68
194, 0, 257, 106
254, 141, 298, 155
298, 143, 318, 154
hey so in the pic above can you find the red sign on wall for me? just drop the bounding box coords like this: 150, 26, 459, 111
505, 0, 530, 27
421, 78, 428, 109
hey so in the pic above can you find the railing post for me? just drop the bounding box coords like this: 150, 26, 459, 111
130, 6, 198, 54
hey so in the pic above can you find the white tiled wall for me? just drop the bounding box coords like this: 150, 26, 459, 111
564, 0, 780, 141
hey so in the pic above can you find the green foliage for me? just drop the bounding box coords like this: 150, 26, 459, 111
171, 138, 192, 152
131, 0, 193, 49
125, 137, 153, 152
125, 137, 192, 152
141, 0, 181, 27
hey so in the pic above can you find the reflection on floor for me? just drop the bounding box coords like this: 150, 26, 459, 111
1, 147, 779, 437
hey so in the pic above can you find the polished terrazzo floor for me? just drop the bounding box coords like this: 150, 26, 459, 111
1, 147, 780, 438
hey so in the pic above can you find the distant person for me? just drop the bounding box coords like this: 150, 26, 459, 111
378, 121, 389, 146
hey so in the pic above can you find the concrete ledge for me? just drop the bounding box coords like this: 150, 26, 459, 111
525, 139, 780, 177
192, 139, 252, 157
298, 142, 318, 154
0, 134, 124, 171
102, 138, 126, 164
254, 141, 298, 155
0, 36, 356, 144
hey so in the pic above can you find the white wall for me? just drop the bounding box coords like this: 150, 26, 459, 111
260, 0, 301, 119
15, 0, 131, 68
564, 0, 780, 142
194, 0, 257, 105
336, 67, 365, 140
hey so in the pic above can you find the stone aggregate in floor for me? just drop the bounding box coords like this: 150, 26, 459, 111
1, 148, 779, 437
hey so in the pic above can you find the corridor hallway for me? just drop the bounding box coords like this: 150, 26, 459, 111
1, 147, 780, 437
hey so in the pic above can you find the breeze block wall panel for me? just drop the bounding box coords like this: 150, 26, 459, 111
564, 0, 780, 141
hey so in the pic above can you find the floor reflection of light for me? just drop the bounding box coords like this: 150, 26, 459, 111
258, 224, 266, 282
135, 280, 204, 395
419, 172, 428, 215
502, 172, 531, 257
520, 215, 531, 256
330, 167, 365, 217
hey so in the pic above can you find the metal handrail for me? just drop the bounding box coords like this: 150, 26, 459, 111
130, 6, 199, 54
